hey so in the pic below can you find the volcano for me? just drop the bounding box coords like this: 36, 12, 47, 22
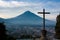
5, 11, 55, 26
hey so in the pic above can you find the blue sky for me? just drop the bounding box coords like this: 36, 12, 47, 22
0, 0, 60, 21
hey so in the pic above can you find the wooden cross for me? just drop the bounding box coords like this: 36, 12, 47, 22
38, 9, 50, 30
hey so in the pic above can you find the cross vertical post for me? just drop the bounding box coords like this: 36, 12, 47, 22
43, 9, 45, 30
38, 9, 50, 30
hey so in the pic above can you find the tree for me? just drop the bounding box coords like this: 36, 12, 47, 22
0, 22, 16, 40
0, 22, 7, 40
55, 14, 60, 39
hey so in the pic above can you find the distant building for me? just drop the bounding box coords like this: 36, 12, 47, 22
55, 14, 60, 39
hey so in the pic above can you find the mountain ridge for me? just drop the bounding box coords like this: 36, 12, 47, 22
0, 11, 55, 26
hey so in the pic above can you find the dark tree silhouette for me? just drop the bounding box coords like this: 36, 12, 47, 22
0, 22, 16, 40
0, 22, 7, 40
55, 14, 60, 39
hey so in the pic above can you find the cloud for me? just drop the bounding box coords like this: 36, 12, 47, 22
0, 1, 28, 7
0, 0, 60, 8
0, 0, 43, 8
44, 1, 60, 12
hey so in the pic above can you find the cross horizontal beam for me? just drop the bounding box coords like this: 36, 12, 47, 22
38, 12, 50, 14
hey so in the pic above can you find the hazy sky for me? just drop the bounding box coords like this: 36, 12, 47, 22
0, 0, 60, 21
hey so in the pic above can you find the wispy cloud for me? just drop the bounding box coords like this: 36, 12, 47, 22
0, 1, 29, 7
0, 0, 42, 7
